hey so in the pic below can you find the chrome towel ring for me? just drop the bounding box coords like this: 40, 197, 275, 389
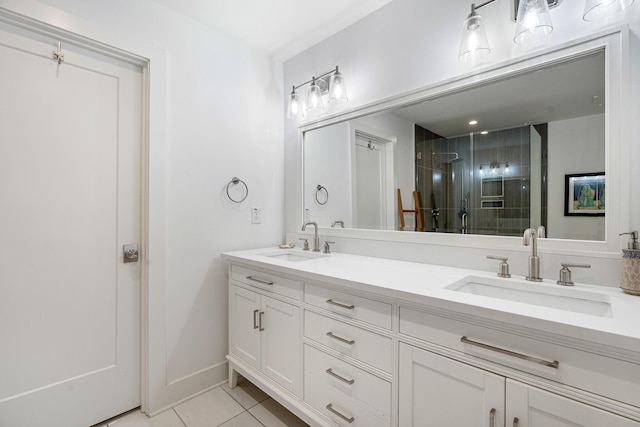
315, 185, 328, 205
226, 177, 248, 203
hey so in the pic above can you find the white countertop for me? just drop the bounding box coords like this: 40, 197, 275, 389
222, 247, 640, 358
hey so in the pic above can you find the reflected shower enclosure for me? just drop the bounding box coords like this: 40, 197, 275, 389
415, 124, 548, 236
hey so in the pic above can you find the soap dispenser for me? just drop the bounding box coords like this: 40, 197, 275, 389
620, 231, 640, 295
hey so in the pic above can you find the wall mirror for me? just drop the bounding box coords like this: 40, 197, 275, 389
300, 31, 627, 255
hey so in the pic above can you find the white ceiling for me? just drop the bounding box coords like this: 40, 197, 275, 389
151, 0, 394, 60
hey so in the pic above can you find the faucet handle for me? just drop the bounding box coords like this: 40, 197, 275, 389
557, 263, 591, 286
323, 241, 335, 254
486, 255, 511, 278
299, 238, 309, 251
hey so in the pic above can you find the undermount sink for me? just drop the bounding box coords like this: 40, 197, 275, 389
258, 250, 326, 262
446, 276, 612, 317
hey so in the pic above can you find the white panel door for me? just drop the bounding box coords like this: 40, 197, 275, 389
0, 21, 142, 427
354, 137, 385, 229
229, 285, 261, 369
261, 296, 300, 396
506, 380, 640, 427
398, 343, 505, 427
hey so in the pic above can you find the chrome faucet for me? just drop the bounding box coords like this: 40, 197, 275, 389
523, 228, 542, 282
302, 221, 320, 252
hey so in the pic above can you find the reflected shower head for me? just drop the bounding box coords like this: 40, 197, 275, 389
433, 152, 462, 164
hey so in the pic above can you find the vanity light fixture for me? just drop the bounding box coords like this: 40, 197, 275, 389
514, 0, 554, 44
306, 77, 324, 112
287, 87, 303, 119
469, 119, 479, 125
479, 161, 511, 175
583, 0, 635, 21
287, 66, 348, 119
460, 0, 633, 61
460, 0, 558, 61
459, 2, 492, 63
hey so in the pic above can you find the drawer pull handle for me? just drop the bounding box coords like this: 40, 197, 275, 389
326, 403, 355, 423
513, 417, 519, 427
246, 276, 274, 286
326, 331, 355, 345
460, 336, 559, 369
326, 299, 355, 310
326, 368, 355, 385
259, 311, 265, 331
253, 309, 259, 329
490, 408, 496, 427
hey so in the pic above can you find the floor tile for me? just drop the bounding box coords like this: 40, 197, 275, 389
218, 411, 264, 427
249, 398, 309, 427
173, 388, 244, 427
148, 409, 185, 427
222, 377, 269, 409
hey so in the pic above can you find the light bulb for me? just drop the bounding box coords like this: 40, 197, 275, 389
459, 4, 491, 62
328, 67, 348, 104
306, 78, 324, 112
287, 86, 303, 119
514, 0, 553, 44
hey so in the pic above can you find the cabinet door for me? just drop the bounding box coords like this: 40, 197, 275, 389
229, 285, 261, 369
261, 295, 301, 396
507, 380, 640, 427
399, 343, 505, 427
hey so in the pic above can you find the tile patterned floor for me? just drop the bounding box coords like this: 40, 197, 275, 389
102, 378, 309, 427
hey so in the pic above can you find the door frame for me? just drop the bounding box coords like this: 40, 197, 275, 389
0, 4, 163, 415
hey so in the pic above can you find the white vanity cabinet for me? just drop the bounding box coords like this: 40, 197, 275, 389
399, 343, 639, 427
228, 266, 302, 397
224, 250, 640, 427
302, 283, 393, 426
398, 343, 505, 427
506, 380, 640, 427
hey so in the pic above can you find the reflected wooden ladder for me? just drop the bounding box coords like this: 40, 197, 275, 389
398, 189, 422, 231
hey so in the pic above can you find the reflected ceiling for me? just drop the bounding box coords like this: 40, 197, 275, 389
392, 51, 605, 137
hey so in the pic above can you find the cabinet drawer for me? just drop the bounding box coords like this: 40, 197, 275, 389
304, 283, 392, 330
304, 344, 391, 421
231, 265, 301, 300
305, 310, 392, 373
304, 370, 389, 427
399, 306, 640, 407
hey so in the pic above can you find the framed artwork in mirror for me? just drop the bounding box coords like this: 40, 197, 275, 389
564, 172, 605, 216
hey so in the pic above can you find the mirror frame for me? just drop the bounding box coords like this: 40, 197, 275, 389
297, 29, 629, 258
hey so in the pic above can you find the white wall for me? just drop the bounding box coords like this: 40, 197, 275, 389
548, 115, 606, 241
0, 0, 285, 414
284, 0, 640, 285
304, 122, 352, 227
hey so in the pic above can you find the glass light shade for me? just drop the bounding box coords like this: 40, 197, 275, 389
514, 0, 553, 44
305, 78, 324, 112
459, 7, 491, 63
287, 87, 303, 119
583, 0, 635, 20
328, 67, 348, 104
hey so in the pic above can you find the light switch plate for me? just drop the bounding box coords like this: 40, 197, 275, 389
251, 207, 262, 224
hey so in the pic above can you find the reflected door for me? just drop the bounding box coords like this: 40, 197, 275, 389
354, 135, 387, 229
